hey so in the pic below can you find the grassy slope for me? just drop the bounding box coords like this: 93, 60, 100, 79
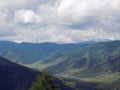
1, 41, 120, 90
25, 41, 120, 90
0, 41, 84, 64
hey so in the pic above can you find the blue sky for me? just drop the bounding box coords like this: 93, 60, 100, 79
0, 0, 120, 43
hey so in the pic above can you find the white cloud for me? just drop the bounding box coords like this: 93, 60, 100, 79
38, 4, 59, 25
0, 0, 120, 43
14, 9, 41, 25
57, 0, 120, 23
10, 26, 117, 43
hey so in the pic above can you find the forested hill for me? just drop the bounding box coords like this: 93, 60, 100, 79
0, 56, 38, 90
0, 56, 73, 90
0, 41, 90, 64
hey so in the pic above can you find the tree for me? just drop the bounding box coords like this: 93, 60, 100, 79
29, 72, 60, 90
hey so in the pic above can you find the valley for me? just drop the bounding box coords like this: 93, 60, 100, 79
0, 40, 120, 90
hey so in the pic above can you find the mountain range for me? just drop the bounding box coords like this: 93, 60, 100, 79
0, 40, 120, 90
0, 41, 89, 64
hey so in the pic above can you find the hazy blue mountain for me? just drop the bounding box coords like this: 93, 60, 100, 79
0, 40, 120, 76
0, 41, 91, 64
40, 41, 120, 75
0, 40, 120, 90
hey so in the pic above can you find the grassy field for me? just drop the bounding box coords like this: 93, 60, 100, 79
24, 64, 120, 90
58, 72, 120, 90
25, 64, 120, 84
58, 73, 120, 90
78, 73, 120, 83
24, 63, 52, 70
59, 72, 120, 83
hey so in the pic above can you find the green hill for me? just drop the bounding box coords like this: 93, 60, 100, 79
0, 41, 86, 64
0, 40, 120, 90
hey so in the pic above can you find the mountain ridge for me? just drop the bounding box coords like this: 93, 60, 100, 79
0, 40, 120, 90
0, 56, 74, 90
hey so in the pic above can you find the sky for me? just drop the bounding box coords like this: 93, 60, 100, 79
0, 0, 120, 43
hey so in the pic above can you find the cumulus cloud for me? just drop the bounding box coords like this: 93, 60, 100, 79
0, 0, 120, 43
10, 26, 117, 43
14, 9, 41, 25
38, 3, 59, 25
57, 0, 120, 22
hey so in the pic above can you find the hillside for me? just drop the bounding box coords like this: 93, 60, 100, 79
38, 41, 120, 75
0, 41, 120, 90
0, 41, 120, 76
29, 41, 120, 90
0, 56, 39, 90
0, 56, 73, 90
0, 41, 88, 64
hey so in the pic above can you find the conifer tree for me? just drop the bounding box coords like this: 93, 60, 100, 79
30, 72, 60, 90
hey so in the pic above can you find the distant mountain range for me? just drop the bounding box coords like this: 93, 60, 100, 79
43, 41, 120, 75
0, 40, 96, 64
0, 40, 120, 90
0, 40, 120, 74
